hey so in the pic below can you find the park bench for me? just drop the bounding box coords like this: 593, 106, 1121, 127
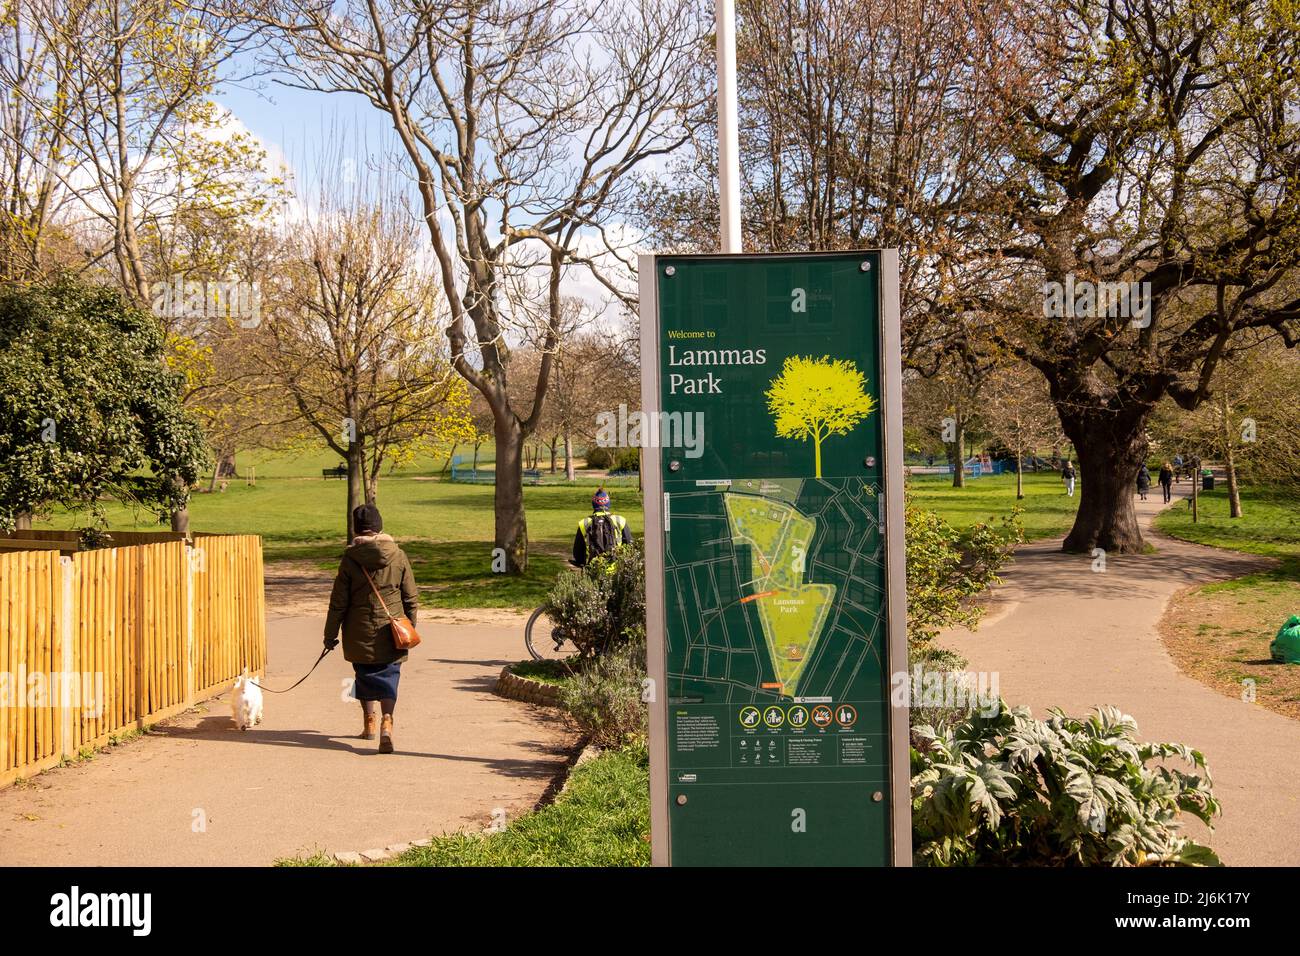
322, 463, 347, 479
450, 455, 543, 485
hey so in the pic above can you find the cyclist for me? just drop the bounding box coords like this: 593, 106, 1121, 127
573, 487, 633, 567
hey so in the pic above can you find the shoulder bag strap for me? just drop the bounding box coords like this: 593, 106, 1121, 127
359, 565, 396, 622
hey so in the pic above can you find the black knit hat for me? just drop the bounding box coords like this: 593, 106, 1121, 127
352, 503, 383, 534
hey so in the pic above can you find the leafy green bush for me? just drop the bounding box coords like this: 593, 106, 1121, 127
905, 644, 987, 733
905, 490, 1021, 648
613, 448, 640, 472
584, 445, 615, 469
562, 634, 648, 747
544, 543, 645, 658
0, 276, 208, 533
911, 702, 1221, 866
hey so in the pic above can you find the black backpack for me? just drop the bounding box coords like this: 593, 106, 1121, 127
587, 514, 619, 557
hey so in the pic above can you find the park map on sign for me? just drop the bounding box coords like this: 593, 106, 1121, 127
666, 476, 885, 703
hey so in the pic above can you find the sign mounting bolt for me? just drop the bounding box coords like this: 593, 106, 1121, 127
860, 261, 871, 272
665, 265, 676, 276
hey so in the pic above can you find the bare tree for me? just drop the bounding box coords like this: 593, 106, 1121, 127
965, 0, 1300, 552
1150, 340, 1300, 517
903, 342, 996, 487
637, 0, 1032, 374
257, 184, 473, 540
245, 0, 708, 571
981, 363, 1066, 500
2, 0, 265, 298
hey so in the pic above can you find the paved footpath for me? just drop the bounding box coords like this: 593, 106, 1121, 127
943, 492, 1300, 865
0, 611, 575, 866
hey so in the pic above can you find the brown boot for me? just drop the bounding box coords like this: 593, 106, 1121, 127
378, 714, 394, 754
361, 709, 378, 740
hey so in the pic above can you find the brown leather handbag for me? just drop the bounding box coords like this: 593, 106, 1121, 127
361, 567, 422, 650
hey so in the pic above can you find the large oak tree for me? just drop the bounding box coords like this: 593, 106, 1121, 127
969, 0, 1300, 552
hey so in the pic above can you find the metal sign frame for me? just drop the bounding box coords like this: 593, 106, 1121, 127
638, 249, 910, 867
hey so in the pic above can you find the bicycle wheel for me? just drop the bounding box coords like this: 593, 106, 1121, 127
525, 606, 565, 660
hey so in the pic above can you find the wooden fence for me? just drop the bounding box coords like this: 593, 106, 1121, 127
0, 535, 265, 787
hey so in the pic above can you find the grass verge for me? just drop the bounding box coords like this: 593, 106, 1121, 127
1154, 485, 1300, 721
278, 741, 650, 867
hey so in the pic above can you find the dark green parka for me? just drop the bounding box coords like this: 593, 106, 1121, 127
324, 533, 419, 664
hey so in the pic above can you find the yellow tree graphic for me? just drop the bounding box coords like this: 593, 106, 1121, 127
765, 355, 876, 477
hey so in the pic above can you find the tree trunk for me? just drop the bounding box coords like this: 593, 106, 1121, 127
949, 422, 965, 488
345, 444, 364, 541
564, 434, 575, 481
549, 437, 558, 474
1225, 448, 1242, 518
14, 512, 31, 530
170, 507, 190, 535
472, 441, 481, 475
1191, 456, 1200, 523
1015, 438, 1025, 500
440, 444, 457, 476
1060, 414, 1147, 553
494, 416, 529, 573
1219, 395, 1243, 518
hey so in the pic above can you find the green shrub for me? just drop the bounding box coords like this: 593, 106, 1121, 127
911, 702, 1221, 867
905, 489, 1021, 648
562, 634, 649, 747
584, 445, 615, 469
905, 644, 987, 733
544, 543, 645, 657
613, 448, 640, 472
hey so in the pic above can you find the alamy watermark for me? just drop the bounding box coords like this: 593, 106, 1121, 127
150, 274, 261, 327
0, 669, 105, 716
891, 666, 1001, 717
594, 403, 704, 459
1042, 274, 1151, 327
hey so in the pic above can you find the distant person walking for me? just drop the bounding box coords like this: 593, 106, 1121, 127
1159, 461, 1174, 503
324, 503, 419, 754
1173, 453, 1184, 483
1136, 463, 1151, 501
1061, 460, 1077, 497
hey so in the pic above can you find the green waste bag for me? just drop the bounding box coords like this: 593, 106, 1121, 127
1271, 615, 1300, 664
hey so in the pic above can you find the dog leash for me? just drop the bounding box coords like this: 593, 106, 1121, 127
249, 646, 334, 694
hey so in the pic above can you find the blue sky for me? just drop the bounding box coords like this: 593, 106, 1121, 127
213, 61, 400, 204
209, 50, 653, 317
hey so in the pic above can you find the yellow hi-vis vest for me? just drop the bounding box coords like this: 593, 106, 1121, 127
579, 512, 627, 555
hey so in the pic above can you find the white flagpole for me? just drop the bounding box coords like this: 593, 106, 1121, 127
715, 0, 742, 253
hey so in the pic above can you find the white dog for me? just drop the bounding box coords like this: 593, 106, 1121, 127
231, 670, 264, 730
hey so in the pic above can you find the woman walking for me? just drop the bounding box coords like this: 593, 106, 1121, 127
324, 504, 419, 754
1061, 459, 1077, 497
1158, 461, 1174, 503
1136, 463, 1151, 502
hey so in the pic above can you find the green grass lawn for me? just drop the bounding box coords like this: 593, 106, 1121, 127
1154, 484, 1300, 721
907, 470, 1079, 541
40, 473, 644, 609
1153, 483, 1300, 610
1155, 484, 1300, 565
36, 457, 1076, 610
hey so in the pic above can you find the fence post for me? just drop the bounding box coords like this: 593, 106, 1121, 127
185, 543, 196, 706
58, 556, 74, 760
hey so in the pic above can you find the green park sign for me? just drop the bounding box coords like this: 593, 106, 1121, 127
638, 251, 909, 866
